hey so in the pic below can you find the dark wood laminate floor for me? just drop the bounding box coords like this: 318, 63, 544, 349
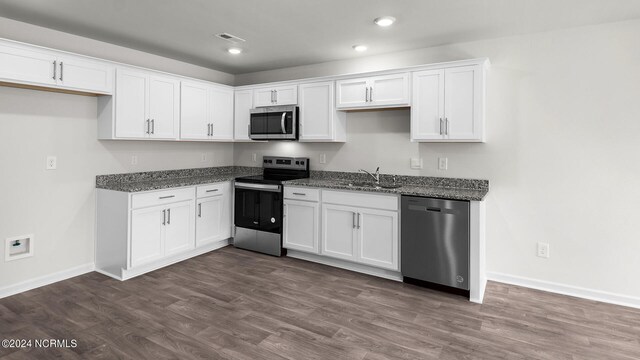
1, 246, 639, 359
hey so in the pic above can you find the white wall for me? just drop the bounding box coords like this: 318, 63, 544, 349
235, 19, 640, 300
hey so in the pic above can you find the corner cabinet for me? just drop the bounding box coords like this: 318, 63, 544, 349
336, 73, 409, 110
180, 81, 234, 141
96, 181, 232, 280
298, 81, 346, 142
411, 62, 486, 142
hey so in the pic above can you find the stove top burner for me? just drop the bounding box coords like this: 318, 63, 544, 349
235, 156, 310, 185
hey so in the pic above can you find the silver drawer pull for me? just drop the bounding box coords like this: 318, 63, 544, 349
292, 192, 306, 196
159, 195, 175, 199
206, 189, 219, 193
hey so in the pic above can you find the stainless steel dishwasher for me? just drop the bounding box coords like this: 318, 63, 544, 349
401, 196, 470, 295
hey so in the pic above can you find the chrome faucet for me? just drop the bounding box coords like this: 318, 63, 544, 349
359, 167, 380, 185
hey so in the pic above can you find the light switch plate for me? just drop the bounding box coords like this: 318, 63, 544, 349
410, 158, 423, 169
438, 157, 448, 170
46, 156, 57, 170
251, 153, 257, 162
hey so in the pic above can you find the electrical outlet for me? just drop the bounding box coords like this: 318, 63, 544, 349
438, 157, 448, 170
410, 158, 423, 169
251, 153, 257, 162
131, 155, 138, 165
46, 156, 57, 170
319, 153, 326, 164
201, 153, 207, 162
537, 242, 550, 258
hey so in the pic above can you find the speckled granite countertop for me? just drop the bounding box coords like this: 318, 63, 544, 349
284, 171, 489, 201
96, 166, 261, 192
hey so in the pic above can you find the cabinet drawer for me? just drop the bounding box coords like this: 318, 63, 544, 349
131, 187, 195, 209
284, 187, 320, 202
322, 190, 398, 211
197, 182, 229, 198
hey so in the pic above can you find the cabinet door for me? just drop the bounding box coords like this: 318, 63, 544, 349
357, 209, 398, 271
273, 85, 298, 105
149, 75, 179, 140
209, 86, 234, 140
335, 77, 368, 109
284, 200, 319, 253
369, 73, 410, 107
0, 43, 58, 87
253, 88, 276, 107
164, 200, 195, 256
411, 69, 445, 141
115, 69, 147, 138
299, 81, 334, 141
57, 55, 113, 94
180, 81, 210, 140
196, 195, 224, 246
234, 90, 253, 141
322, 204, 358, 261
444, 65, 481, 141
130, 205, 164, 267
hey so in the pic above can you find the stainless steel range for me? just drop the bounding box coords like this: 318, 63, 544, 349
233, 156, 310, 256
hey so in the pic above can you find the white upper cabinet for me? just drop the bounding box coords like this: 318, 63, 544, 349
253, 84, 298, 107
115, 68, 179, 140
233, 90, 253, 141
0, 41, 113, 94
180, 82, 234, 141
411, 63, 485, 142
336, 73, 409, 110
298, 81, 346, 142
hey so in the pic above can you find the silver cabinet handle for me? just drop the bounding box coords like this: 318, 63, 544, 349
210, 123, 213, 136
445, 118, 449, 135
162, 209, 166, 225
271, 90, 275, 103
439, 118, 443, 135
274, 90, 278, 104
281, 112, 286, 134
292, 192, 306, 196
151, 119, 155, 134
52, 61, 57, 80
283, 204, 287, 218
365, 87, 369, 102
369, 87, 373, 102
167, 208, 171, 224
146, 119, 150, 134
59, 62, 63, 81
159, 195, 175, 199
198, 203, 202, 217
357, 213, 361, 229
206, 189, 219, 193
352, 212, 356, 229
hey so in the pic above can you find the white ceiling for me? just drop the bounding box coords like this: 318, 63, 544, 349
1, 0, 640, 74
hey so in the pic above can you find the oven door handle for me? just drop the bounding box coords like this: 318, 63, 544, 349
281, 112, 287, 134
234, 183, 281, 192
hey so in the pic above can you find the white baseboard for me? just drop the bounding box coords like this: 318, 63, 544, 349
0, 262, 95, 299
487, 272, 640, 310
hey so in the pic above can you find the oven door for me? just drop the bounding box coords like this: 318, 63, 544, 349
249, 107, 297, 140
234, 182, 282, 233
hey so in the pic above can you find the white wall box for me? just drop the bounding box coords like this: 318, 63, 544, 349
233, 90, 254, 141
196, 182, 232, 247
253, 84, 298, 107
180, 81, 234, 141
283, 187, 320, 254
411, 61, 487, 142
0, 40, 114, 94
96, 182, 232, 280
336, 73, 410, 110
298, 81, 346, 142
5, 234, 34, 262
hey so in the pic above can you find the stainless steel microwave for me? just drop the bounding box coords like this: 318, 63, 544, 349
249, 106, 298, 140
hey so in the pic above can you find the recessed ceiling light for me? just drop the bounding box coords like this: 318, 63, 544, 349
228, 48, 242, 55
374, 16, 396, 27
352, 45, 368, 52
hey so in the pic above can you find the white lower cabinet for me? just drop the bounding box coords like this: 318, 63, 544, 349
283, 199, 320, 253
196, 182, 232, 246
96, 182, 231, 280
284, 186, 400, 271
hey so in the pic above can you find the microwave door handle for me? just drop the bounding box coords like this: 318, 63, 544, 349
281, 112, 286, 134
